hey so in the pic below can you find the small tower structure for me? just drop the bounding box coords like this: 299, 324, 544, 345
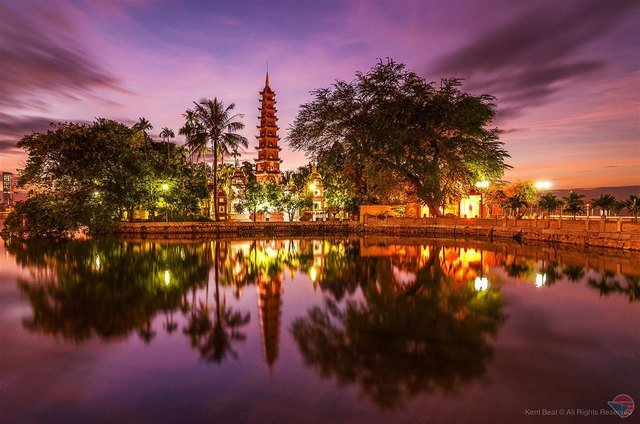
230, 157, 248, 216
309, 164, 325, 221
254, 72, 282, 184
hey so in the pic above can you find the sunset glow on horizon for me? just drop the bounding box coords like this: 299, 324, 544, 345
0, 0, 638, 189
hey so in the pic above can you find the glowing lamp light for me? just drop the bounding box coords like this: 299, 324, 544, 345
94, 255, 101, 270
475, 181, 490, 189
535, 273, 546, 288
164, 270, 171, 285
161, 183, 169, 191
308, 182, 317, 192
535, 181, 552, 190
474, 276, 489, 291
309, 266, 318, 282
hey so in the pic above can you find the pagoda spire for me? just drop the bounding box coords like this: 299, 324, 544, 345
254, 70, 282, 184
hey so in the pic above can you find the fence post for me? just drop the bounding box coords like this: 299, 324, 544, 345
617, 217, 622, 232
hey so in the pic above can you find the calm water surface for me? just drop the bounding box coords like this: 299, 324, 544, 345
0, 237, 638, 423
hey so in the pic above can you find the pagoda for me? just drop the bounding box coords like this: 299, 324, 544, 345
254, 71, 282, 184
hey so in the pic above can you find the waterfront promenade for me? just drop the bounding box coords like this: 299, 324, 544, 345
113, 216, 640, 251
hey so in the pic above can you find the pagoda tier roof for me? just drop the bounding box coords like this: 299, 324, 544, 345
258, 107, 277, 111
256, 125, 279, 130
254, 169, 283, 174
255, 145, 282, 150
255, 135, 280, 140
254, 158, 283, 163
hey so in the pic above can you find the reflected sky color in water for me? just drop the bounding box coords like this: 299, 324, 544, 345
0, 237, 638, 423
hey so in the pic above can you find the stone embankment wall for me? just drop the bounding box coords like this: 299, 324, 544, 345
114, 217, 640, 250
114, 221, 360, 238
361, 216, 640, 251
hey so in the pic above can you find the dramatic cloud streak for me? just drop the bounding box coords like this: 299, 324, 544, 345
0, 0, 638, 189
432, 0, 638, 117
0, 2, 121, 109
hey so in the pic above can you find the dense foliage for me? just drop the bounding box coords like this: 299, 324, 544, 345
2, 119, 207, 239
288, 59, 511, 215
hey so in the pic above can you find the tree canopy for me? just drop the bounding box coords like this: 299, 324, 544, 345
287, 59, 510, 215
2, 119, 206, 239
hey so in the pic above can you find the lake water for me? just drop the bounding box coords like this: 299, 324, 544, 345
1, 237, 638, 423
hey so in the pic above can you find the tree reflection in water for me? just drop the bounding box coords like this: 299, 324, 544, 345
5, 237, 638, 384
291, 244, 505, 409
7, 239, 211, 343
183, 240, 250, 363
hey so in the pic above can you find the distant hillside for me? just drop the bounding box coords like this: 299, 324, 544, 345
551, 186, 640, 200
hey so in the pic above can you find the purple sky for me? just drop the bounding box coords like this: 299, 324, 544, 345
1, 0, 638, 189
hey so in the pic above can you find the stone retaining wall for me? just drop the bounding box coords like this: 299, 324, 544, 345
114, 218, 640, 250
114, 221, 360, 238
361, 217, 640, 251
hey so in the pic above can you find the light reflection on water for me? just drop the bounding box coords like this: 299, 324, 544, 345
0, 237, 638, 423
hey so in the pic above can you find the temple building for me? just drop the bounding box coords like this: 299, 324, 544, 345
2, 172, 13, 207
255, 241, 284, 373
229, 162, 248, 217
254, 72, 283, 184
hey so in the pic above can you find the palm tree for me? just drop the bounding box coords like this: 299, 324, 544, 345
180, 110, 207, 166
563, 191, 585, 219
502, 194, 528, 219
537, 193, 563, 219
182, 241, 250, 362
192, 98, 248, 221
591, 194, 616, 218
625, 194, 640, 221
159, 127, 175, 164
133, 117, 153, 136
611, 199, 627, 217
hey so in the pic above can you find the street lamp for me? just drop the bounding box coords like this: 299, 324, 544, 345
535, 181, 552, 190
162, 183, 169, 223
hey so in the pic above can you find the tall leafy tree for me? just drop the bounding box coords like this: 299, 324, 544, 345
3, 119, 205, 238
191, 98, 248, 221
288, 59, 510, 215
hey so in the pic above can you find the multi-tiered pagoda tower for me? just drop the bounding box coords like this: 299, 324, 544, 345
254, 72, 282, 184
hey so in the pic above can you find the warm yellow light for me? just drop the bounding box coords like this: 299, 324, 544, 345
164, 270, 171, 285
475, 181, 490, 189
94, 255, 101, 270
308, 182, 317, 191
535, 273, 546, 288
535, 181, 552, 190
474, 276, 488, 291
161, 183, 169, 191
309, 266, 317, 282
92, 191, 100, 197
